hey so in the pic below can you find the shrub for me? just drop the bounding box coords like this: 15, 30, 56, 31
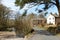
15, 16, 32, 37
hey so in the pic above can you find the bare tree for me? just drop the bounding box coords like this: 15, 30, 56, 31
0, 4, 10, 31
15, 13, 33, 37
15, 0, 59, 15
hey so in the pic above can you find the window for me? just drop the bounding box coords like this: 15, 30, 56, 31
38, 20, 42, 24
49, 22, 53, 25
53, 18, 54, 19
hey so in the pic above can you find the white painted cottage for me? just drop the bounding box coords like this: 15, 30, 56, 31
47, 13, 58, 25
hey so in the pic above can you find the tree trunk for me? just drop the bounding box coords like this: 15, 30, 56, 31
59, 7, 60, 16
56, 0, 59, 16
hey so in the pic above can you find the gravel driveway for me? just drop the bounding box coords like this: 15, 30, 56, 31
0, 32, 27, 40
0, 38, 24, 40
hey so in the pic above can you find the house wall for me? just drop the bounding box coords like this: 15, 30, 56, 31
47, 14, 55, 25
55, 17, 60, 25
32, 19, 46, 27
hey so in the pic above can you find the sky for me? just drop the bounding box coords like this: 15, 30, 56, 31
1, 0, 20, 11
1, 0, 59, 15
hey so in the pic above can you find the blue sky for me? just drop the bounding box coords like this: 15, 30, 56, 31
1, 0, 59, 15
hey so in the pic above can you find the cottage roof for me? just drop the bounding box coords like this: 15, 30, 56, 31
31, 17, 46, 21
50, 13, 59, 17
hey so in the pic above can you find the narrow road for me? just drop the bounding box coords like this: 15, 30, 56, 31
28, 27, 60, 40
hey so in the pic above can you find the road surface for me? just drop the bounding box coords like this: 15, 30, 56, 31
28, 27, 60, 40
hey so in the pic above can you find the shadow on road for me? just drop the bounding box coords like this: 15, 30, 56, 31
34, 30, 54, 36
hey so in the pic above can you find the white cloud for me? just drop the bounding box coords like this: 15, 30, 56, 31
1, 0, 20, 11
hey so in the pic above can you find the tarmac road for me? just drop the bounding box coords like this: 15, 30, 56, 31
28, 27, 60, 40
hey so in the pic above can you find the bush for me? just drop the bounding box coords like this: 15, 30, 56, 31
15, 16, 32, 37
0, 25, 7, 31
